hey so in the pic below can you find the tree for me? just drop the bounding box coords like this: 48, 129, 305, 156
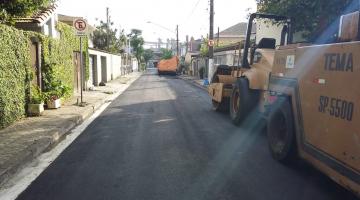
143, 49, 154, 64
256, 0, 355, 41
161, 48, 173, 60
200, 38, 209, 57
92, 20, 126, 54
119, 29, 127, 50
0, 0, 56, 23
128, 29, 145, 65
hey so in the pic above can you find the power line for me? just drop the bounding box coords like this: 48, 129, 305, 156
182, 0, 202, 24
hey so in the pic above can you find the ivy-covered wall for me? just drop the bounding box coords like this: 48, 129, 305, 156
0, 22, 89, 129
41, 22, 89, 96
0, 24, 31, 128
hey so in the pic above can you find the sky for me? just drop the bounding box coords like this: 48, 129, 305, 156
58, 0, 257, 43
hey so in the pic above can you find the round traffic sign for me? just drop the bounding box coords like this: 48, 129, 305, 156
208, 40, 215, 47
74, 19, 87, 31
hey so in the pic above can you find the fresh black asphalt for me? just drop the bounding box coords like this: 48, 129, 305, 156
17, 69, 358, 200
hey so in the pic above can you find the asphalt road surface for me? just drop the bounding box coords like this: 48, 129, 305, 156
17, 69, 358, 200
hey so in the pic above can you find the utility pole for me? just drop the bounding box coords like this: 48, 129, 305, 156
217, 27, 220, 47
176, 25, 179, 57
209, 0, 214, 82
186, 35, 189, 54
106, 7, 110, 51
128, 36, 131, 73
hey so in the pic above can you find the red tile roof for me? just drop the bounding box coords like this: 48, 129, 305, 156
15, 4, 57, 25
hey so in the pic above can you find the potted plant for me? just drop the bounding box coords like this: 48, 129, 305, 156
45, 92, 61, 109
44, 81, 71, 109
27, 86, 44, 116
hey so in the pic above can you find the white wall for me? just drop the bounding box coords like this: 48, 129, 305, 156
42, 13, 58, 38
214, 50, 241, 66
111, 56, 122, 80
88, 49, 123, 86
132, 58, 138, 71
87, 55, 94, 89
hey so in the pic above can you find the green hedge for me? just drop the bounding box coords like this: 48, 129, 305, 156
0, 22, 89, 129
0, 25, 31, 128
41, 22, 89, 97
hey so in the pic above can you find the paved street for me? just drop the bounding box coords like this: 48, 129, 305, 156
17, 69, 357, 200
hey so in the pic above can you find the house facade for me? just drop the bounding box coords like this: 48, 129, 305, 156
14, 5, 60, 92
14, 9, 131, 92
215, 22, 256, 46
15, 5, 59, 38
214, 43, 242, 66
256, 19, 306, 45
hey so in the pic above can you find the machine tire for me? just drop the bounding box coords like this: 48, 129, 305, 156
229, 78, 259, 125
267, 96, 297, 163
212, 98, 229, 112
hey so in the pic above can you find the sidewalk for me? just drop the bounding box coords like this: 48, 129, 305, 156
178, 74, 208, 91
0, 72, 141, 186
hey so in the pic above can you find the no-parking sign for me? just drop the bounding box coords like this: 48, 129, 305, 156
73, 18, 87, 36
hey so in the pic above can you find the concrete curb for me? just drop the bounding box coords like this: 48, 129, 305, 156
0, 116, 83, 187
178, 76, 208, 91
0, 73, 141, 187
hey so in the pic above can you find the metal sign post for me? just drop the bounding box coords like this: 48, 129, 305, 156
80, 37, 83, 103
73, 18, 87, 105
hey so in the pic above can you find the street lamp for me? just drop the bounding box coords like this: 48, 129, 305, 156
147, 21, 179, 57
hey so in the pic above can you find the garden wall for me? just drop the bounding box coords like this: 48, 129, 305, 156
0, 25, 31, 128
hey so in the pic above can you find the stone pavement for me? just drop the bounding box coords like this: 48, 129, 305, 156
0, 72, 142, 187
178, 75, 208, 91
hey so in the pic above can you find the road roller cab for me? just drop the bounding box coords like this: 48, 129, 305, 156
208, 13, 293, 125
